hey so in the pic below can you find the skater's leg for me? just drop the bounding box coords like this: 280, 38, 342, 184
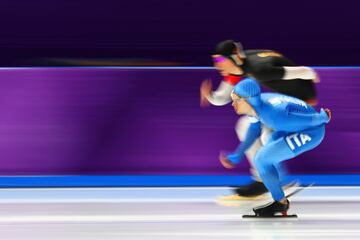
261, 125, 289, 183
235, 116, 263, 181
264, 130, 288, 184
236, 117, 275, 181
254, 140, 293, 201
254, 125, 326, 201
236, 119, 283, 182
232, 117, 269, 198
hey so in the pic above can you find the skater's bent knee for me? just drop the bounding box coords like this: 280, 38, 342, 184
253, 154, 272, 175
235, 117, 250, 141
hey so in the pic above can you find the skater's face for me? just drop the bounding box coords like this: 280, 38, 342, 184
212, 55, 243, 76
231, 92, 254, 115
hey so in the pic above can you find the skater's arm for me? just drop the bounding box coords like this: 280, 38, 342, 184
283, 66, 318, 82
227, 120, 262, 164
201, 75, 242, 107
256, 64, 318, 82
255, 64, 284, 81
206, 81, 233, 106
201, 79, 232, 106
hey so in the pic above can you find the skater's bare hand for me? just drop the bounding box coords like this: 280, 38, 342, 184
219, 152, 235, 169
312, 71, 320, 83
200, 79, 212, 107
324, 108, 331, 122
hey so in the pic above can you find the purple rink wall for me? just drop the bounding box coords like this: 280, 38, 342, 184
0, 67, 356, 179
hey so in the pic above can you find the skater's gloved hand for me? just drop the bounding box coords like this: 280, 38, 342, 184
324, 108, 331, 122
312, 71, 320, 84
200, 79, 212, 107
320, 108, 331, 123
226, 152, 242, 164
219, 152, 240, 169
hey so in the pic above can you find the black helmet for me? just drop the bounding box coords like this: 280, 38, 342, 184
214, 40, 245, 65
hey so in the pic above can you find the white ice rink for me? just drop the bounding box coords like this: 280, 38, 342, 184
0, 186, 359, 239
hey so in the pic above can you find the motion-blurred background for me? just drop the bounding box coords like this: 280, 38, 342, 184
0, 0, 359, 66
0, 0, 358, 186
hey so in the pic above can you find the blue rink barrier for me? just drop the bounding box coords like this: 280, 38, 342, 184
0, 174, 358, 187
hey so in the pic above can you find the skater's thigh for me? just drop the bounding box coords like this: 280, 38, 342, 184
255, 125, 325, 167
284, 125, 326, 155
254, 136, 295, 169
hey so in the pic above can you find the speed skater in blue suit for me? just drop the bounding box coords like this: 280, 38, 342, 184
219, 78, 331, 217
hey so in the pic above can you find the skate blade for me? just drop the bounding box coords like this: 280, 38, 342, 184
218, 181, 300, 202
215, 200, 246, 207
243, 214, 298, 219
217, 194, 266, 202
